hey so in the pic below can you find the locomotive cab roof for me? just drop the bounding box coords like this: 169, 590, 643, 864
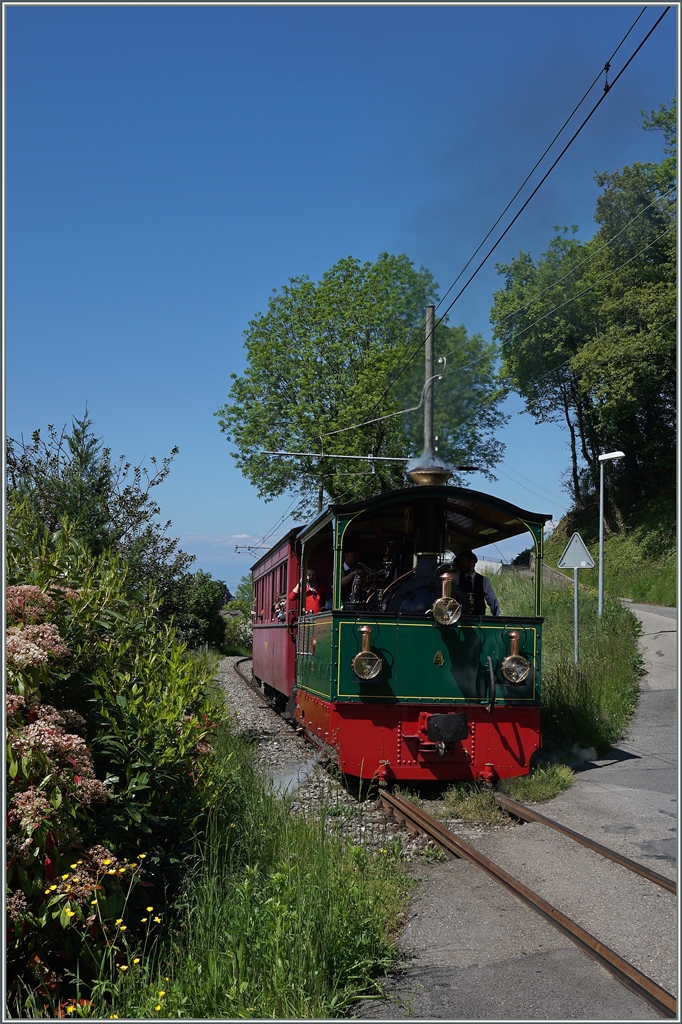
298, 484, 551, 549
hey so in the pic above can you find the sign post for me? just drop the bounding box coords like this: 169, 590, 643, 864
557, 532, 595, 666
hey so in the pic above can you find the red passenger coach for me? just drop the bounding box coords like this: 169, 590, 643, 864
251, 529, 300, 704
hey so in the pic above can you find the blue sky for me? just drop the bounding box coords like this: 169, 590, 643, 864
6, 4, 677, 589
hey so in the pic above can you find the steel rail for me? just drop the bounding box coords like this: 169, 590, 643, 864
494, 792, 676, 895
378, 790, 676, 1019
232, 656, 274, 707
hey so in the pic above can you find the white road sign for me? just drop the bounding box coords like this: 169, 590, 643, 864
558, 532, 595, 570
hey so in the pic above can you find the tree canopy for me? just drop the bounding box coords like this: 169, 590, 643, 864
7, 413, 227, 649
216, 252, 507, 512
490, 99, 676, 516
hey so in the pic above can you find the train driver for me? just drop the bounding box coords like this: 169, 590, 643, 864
289, 568, 326, 614
341, 549, 374, 605
456, 550, 501, 616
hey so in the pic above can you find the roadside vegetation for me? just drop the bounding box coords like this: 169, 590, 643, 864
5, 422, 407, 1018
543, 497, 676, 607
96, 726, 409, 1019
495, 572, 641, 756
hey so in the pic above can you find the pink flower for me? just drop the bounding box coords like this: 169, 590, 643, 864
6, 623, 68, 667
5, 585, 54, 623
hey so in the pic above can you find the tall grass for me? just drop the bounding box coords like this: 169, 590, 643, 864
494, 573, 641, 755
543, 499, 676, 607
100, 724, 408, 1019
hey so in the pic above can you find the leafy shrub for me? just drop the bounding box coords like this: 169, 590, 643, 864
5, 508, 225, 1013
494, 573, 641, 755
223, 613, 253, 655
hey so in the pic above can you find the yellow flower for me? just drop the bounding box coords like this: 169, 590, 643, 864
77, 860, 83, 865
230, 823, 236, 828
65, 909, 75, 917
44, 889, 50, 895
115, 919, 123, 925
50, 885, 57, 891
138, 853, 146, 859
61, 873, 69, 879
91, 900, 98, 905
118, 868, 125, 874
133, 958, 140, 964
66, 1008, 75, 1015
107, 870, 116, 875
118, 964, 128, 971
110, 1016, 119, 1019
155, 1007, 161, 1012
72, 878, 79, 883
164, 977, 169, 981
130, 862, 138, 868
120, 925, 127, 931
146, 906, 154, 912
70, 863, 78, 869
153, 916, 161, 923
158, 991, 165, 997
141, 917, 148, 923
103, 859, 112, 865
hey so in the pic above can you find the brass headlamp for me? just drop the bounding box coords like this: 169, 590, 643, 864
351, 625, 382, 680
501, 630, 531, 684
431, 572, 462, 627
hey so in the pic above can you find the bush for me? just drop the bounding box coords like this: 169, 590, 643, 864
493, 573, 641, 755
223, 613, 253, 655
5, 509, 224, 1014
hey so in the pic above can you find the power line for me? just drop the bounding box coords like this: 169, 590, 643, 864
434, 6, 649, 314
372, 5, 670, 411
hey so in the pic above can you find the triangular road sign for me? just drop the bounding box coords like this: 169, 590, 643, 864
558, 532, 595, 569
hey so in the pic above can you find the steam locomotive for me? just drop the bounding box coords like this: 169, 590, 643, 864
250, 481, 549, 785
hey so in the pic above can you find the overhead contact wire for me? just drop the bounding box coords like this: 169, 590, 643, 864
372, 6, 670, 409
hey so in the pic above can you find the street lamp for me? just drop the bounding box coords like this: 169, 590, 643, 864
598, 450, 625, 618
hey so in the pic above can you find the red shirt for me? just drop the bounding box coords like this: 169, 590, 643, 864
289, 584, 326, 613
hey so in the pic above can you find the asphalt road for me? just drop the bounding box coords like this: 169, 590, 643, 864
352, 602, 677, 1020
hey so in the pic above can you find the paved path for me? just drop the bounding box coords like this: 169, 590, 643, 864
545, 601, 677, 876
352, 602, 677, 1020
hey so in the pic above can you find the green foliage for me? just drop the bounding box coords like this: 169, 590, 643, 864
172, 571, 227, 650
216, 252, 507, 514
6, 413, 227, 650
544, 499, 676, 606
222, 613, 253, 656
501, 763, 574, 803
441, 783, 506, 824
494, 573, 641, 754
226, 572, 254, 616
97, 725, 409, 1019
490, 101, 675, 511
5, 507, 225, 1012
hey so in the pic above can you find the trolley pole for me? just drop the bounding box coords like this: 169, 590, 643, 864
424, 305, 435, 455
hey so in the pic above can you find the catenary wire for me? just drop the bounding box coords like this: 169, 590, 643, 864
371, 6, 670, 413
433, 6, 649, 314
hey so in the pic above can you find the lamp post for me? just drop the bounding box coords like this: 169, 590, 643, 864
598, 450, 625, 618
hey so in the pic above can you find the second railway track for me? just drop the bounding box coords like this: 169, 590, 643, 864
230, 657, 676, 1018
378, 789, 677, 1019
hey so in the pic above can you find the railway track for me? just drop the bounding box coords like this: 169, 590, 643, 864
378, 789, 677, 1019
230, 657, 676, 1017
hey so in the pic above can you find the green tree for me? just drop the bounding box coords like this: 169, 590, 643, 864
490, 100, 675, 513
6, 413, 227, 648
227, 572, 254, 616
216, 253, 507, 512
